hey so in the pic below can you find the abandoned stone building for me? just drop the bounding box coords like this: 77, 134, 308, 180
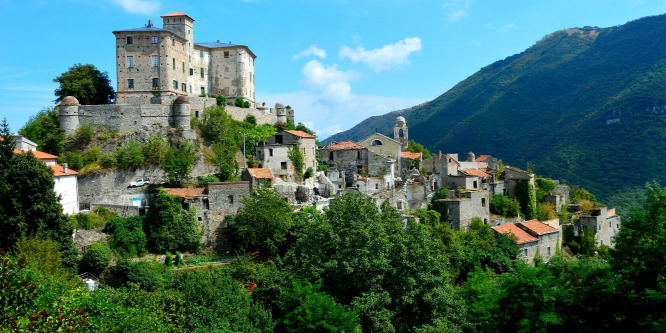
319, 140, 395, 187
164, 181, 251, 248
492, 220, 560, 263
255, 130, 317, 182
444, 189, 490, 230
113, 12, 255, 105
574, 207, 621, 247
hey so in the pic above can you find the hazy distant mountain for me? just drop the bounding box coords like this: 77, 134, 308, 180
325, 14, 666, 209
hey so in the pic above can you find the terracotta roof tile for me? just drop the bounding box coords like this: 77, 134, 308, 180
459, 168, 492, 178
284, 130, 315, 139
492, 224, 538, 244
607, 208, 616, 217
475, 155, 492, 162
401, 152, 422, 160
325, 140, 367, 150
49, 164, 78, 177
13, 149, 59, 160
163, 188, 207, 198
160, 12, 195, 21
518, 220, 558, 234
247, 168, 273, 179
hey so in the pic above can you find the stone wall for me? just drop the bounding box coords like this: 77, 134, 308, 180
577, 207, 622, 247
446, 190, 490, 230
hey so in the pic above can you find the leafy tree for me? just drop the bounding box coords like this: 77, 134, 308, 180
164, 252, 173, 267
535, 177, 556, 202
610, 182, 666, 330
536, 202, 557, 221
80, 241, 112, 275
19, 107, 65, 156
210, 142, 239, 181
295, 122, 316, 136
281, 279, 361, 332
515, 179, 537, 219
144, 189, 200, 253
104, 216, 147, 257
161, 141, 196, 186
141, 134, 169, 164
53, 63, 115, 105
12, 234, 63, 275
115, 140, 145, 168
406, 139, 432, 159
283, 193, 469, 332
288, 144, 305, 179
489, 194, 520, 217
229, 187, 293, 257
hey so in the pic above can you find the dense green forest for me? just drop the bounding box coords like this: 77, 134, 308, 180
2, 119, 666, 332
326, 14, 666, 212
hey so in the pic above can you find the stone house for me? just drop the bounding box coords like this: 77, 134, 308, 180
445, 189, 490, 230
575, 207, 621, 247
255, 130, 317, 182
240, 168, 274, 188
9, 135, 80, 215
164, 181, 251, 249
504, 166, 535, 198
475, 154, 500, 172
492, 220, 560, 263
400, 151, 422, 176
113, 12, 255, 105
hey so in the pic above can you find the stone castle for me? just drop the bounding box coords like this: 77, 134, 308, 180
59, 12, 294, 136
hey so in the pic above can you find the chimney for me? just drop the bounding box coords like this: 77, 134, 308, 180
229, 41, 232, 44
148, 20, 153, 27
63, 163, 68, 174
217, 40, 220, 43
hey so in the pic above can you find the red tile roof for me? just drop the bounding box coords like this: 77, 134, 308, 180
13, 149, 58, 160
518, 220, 558, 234
492, 224, 538, 244
475, 155, 492, 162
459, 168, 492, 178
160, 12, 195, 21
607, 208, 616, 217
284, 130, 316, 139
208, 182, 250, 189
325, 140, 367, 150
247, 168, 273, 179
401, 152, 422, 160
163, 188, 207, 198
49, 164, 78, 177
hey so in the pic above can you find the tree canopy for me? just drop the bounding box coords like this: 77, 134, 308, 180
53, 63, 115, 105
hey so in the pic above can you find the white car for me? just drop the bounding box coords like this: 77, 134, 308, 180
128, 177, 150, 188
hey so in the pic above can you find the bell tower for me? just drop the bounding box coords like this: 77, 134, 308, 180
393, 115, 408, 150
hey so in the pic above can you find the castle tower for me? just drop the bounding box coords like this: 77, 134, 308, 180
173, 96, 191, 130
275, 103, 287, 123
393, 115, 408, 150
467, 151, 475, 162
160, 12, 194, 46
59, 96, 80, 136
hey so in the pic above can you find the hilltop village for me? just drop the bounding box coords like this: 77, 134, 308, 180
10, 12, 622, 264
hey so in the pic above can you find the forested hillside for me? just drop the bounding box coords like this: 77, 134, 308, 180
326, 14, 666, 210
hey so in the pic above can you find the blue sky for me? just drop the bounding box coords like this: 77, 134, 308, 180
1, 0, 665, 139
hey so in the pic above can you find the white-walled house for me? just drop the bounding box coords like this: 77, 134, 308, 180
10, 135, 79, 214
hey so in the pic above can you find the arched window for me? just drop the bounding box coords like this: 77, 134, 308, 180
398, 129, 404, 138
371, 139, 383, 146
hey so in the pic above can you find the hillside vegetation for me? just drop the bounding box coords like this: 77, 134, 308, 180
326, 14, 666, 210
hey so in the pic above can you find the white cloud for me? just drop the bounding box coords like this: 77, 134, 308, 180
299, 60, 359, 103
114, 0, 160, 14
485, 21, 517, 32
445, 0, 472, 22
292, 44, 327, 60
339, 37, 422, 72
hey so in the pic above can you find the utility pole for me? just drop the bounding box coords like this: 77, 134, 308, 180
242, 132, 246, 168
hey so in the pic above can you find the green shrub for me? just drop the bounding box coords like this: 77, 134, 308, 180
104, 216, 147, 257
83, 146, 101, 165
243, 101, 250, 108
116, 140, 145, 168
62, 151, 84, 170
113, 260, 169, 291
100, 152, 117, 168
197, 174, 219, 187
174, 252, 184, 267
490, 194, 521, 217
244, 115, 256, 125
303, 167, 314, 179
165, 252, 173, 267
216, 95, 226, 106
81, 241, 112, 274
234, 97, 244, 107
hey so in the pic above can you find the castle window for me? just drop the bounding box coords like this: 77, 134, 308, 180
152, 78, 159, 87
269, 149, 273, 157
173, 58, 175, 70
524, 249, 528, 257
151, 36, 158, 44
182, 62, 185, 73
173, 80, 178, 89
127, 79, 134, 88
275, 135, 283, 144
200, 68, 204, 78
482, 198, 486, 207
547, 247, 551, 256
250, 72, 252, 82
127, 36, 133, 45
172, 39, 175, 46
152, 55, 159, 67
181, 83, 186, 92
190, 68, 193, 75
200, 87, 205, 95
228, 195, 234, 204
281, 162, 287, 170
224, 51, 230, 58
200, 50, 204, 57
371, 139, 383, 146
126, 56, 134, 68
329, 152, 333, 160
357, 151, 361, 159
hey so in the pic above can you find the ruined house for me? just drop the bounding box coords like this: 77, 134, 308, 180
575, 207, 621, 247
492, 220, 560, 263
255, 130, 317, 182
445, 189, 490, 230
